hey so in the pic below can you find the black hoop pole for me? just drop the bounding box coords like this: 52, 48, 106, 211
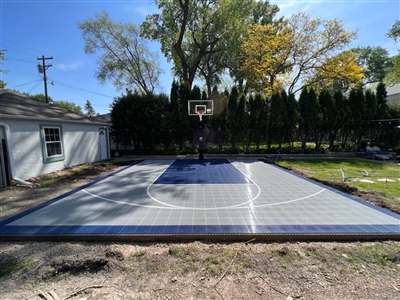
198, 113, 204, 160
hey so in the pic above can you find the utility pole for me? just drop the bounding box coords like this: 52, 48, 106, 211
37, 55, 53, 103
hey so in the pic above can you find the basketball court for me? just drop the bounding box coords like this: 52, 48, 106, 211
0, 158, 399, 241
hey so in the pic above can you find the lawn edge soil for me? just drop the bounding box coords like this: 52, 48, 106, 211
0, 159, 399, 300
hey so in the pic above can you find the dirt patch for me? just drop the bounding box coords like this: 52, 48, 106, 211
0, 160, 399, 299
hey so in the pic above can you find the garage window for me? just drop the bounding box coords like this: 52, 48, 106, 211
40, 125, 65, 163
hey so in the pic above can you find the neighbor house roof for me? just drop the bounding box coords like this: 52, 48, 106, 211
0, 89, 108, 125
91, 113, 111, 124
386, 83, 400, 96
386, 83, 400, 105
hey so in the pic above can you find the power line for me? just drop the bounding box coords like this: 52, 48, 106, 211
8, 79, 42, 89
54, 81, 115, 99
8, 57, 37, 64
28, 80, 43, 94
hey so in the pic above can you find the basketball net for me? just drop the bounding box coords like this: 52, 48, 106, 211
197, 110, 204, 121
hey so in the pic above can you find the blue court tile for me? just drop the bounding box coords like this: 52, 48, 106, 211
105, 226, 125, 234
161, 225, 181, 234
154, 159, 249, 184
191, 226, 207, 234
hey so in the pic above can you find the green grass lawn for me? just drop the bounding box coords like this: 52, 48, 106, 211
270, 158, 400, 213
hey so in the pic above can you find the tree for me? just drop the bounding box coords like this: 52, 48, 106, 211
285, 12, 357, 94
1, 49, 7, 88
387, 19, 400, 43
385, 20, 400, 84
141, 0, 279, 92
384, 55, 400, 85
240, 21, 292, 95
236, 94, 247, 149
310, 50, 364, 91
347, 86, 366, 148
84, 100, 96, 116
78, 12, 161, 95
53, 100, 83, 114
318, 89, 335, 150
352, 46, 389, 85
267, 91, 286, 149
30, 93, 83, 114
332, 89, 348, 149
283, 92, 297, 150
364, 90, 377, 121
30, 93, 52, 103
298, 87, 319, 150
375, 82, 389, 119
110, 91, 169, 150
209, 86, 228, 152
226, 86, 240, 148
141, 0, 221, 87
247, 93, 267, 151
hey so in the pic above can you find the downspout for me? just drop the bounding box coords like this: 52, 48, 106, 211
0, 122, 33, 186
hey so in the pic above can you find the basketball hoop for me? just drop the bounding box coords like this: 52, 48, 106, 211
187, 100, 213, 160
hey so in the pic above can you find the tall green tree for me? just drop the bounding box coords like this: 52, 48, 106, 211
348, 86, 366, 148
226, 86, 240, 148
375, 82, 389, 119
178, 81, 193, 149
318, 89, 335, 150
284, 92, 297, 150
306, 88, 321, 150
267, 91, 286, 149
332, 90, 348, 150
247, 93, 267, 151
141, 0, 279, 93
78, 12, 161, 95
0, 49, 7, 88
364, 89, 378, 145
298, 87, 319, 150
298, 88, 309, 150
384, 55, 400, 85
84, 100, 96, 116
209, 86, 228, 152
141, 0, 227, 87
110, 94, 135, 150
364, 90, 377, 120
352, 46, 389, 85
111, 91, 169, 150
236, 94, 247, 149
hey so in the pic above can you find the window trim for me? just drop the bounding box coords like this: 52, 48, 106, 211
40, 124, 65, 163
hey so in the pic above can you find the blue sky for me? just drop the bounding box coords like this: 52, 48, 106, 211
1, 0, 399, 115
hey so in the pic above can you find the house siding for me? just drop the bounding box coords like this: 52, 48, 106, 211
386, 83, 400, 105
3, 118, 104, 180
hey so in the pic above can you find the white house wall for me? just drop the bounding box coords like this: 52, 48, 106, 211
3, 118, 105, 180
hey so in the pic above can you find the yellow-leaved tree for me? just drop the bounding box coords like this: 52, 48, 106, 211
240, 21, 292, 95
310, 50, 364, 91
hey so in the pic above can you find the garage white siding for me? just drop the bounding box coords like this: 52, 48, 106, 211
3, 118, 106, 180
